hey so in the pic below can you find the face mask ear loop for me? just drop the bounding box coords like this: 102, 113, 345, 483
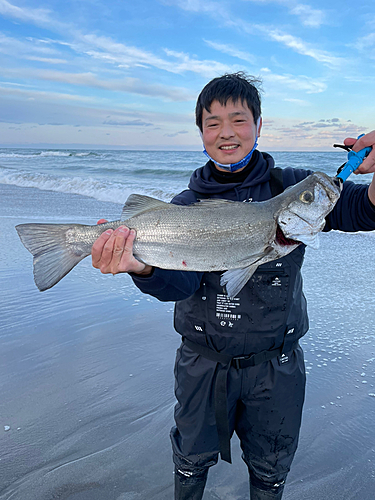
256, 116, 261, 136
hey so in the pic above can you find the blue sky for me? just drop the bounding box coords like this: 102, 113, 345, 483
0, 0, 374, 150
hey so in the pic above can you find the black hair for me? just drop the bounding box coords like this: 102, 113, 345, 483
195, 72, 262, 132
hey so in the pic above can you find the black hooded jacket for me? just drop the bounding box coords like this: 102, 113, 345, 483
131, 151, 375, 355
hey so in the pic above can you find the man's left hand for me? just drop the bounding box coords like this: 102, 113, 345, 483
344, 131, 375, 175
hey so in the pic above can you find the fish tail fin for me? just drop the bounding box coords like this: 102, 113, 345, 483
15, 223, 90, 291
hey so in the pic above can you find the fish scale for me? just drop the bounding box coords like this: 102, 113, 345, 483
129, 203, 274, 271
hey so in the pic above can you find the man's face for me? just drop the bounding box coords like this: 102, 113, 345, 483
201, 99, 261, 171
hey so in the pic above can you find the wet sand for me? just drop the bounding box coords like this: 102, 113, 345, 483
1, 184, 375, 499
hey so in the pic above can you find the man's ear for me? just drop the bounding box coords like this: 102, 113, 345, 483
257, 116, 262, 136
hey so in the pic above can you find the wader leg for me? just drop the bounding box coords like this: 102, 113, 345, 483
250, 482, 284, 499
174, 468, 208, 500
237, 347, 305, 500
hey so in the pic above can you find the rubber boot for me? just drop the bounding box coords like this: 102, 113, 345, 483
174, 472, 207, 500
250, 483, 284, 500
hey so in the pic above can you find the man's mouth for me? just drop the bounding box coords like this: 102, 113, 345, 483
219, 144, 239, 151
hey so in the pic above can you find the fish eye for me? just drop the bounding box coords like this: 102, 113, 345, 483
299, 190, 314, 203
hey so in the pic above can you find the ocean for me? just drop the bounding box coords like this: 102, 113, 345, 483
1, 148, 371, 207
1, 149, 375, 500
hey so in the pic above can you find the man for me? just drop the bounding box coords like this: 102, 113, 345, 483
92, 73, 375, 499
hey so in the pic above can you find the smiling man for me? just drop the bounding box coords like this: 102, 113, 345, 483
201, 98, 262, 169
91, 73, 375, 499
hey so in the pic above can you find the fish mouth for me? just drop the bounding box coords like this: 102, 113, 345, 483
314, 172, 342, 200
275, 225, 300, 246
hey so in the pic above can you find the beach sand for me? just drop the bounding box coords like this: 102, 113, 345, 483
1, 184, 375, 499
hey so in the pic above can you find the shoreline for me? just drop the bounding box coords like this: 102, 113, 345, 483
1, 183, 375, 499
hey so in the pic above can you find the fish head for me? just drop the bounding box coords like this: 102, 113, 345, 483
276, 172, 341, 249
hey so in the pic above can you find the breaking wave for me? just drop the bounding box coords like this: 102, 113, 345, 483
0, 150, 101, 159
0, 166, 178, 203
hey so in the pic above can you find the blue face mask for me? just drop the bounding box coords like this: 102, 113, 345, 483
201, 117, 261, 173
203, 136, 258, 172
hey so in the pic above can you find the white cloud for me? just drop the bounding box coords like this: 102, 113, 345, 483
163, 48, 234, 76
162, 0, 228, 18
240, 0, 327, 28
0, 85, 195, 147
257, 28, 343, 67
260, 67, 326, 94
164, 130, 189, 137
355, 33, 375, 51
289, 3, 326, 28
203, 39, 256, 64
53, 33, 234, 78
79, 33, 172, 70
0, 0, 67, 30
169, 0, 341, 68
0, 32, 63, 59
0, 84, 100, 105
0, 0, 51, 23
2, 2, 224, 79
1, 68, 196, 101
103, 118, 154, 127
260, 116, 368, 149
26, 56, 68, 64
283, 97, 310, 106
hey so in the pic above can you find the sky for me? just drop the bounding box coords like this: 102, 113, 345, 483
0, 0, 374, 150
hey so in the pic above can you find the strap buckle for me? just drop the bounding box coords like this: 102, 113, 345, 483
232, 354, 252, 370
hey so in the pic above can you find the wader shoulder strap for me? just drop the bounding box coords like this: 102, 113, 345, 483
182, 337, 299, 464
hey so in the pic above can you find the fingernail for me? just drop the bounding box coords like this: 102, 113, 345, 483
130, 229, 136, 236
105, 229, 113, 235
118, 226, 128, 233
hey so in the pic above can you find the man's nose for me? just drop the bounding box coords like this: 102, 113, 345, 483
220, 122, 235, 138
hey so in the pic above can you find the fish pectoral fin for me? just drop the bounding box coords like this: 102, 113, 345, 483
220, 247, 273, 297
220, 264, 259, 298
236, 249, 271, 266
121, 194, 171, 220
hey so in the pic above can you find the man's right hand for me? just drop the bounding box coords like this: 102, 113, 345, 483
91, 221, 153, 276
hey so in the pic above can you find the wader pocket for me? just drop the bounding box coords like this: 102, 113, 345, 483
244, 267, 290, 332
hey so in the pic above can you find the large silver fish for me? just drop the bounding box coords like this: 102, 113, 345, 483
16, 172, 341, 297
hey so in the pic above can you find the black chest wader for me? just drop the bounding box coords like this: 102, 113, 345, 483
173, 168, 309, 464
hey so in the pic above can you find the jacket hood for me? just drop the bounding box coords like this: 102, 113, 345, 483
188, 150, 275, 195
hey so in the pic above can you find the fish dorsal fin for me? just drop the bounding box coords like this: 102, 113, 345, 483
121, 194, 171, 221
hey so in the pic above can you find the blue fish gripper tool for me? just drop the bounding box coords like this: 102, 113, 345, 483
333, 134, 372, 182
